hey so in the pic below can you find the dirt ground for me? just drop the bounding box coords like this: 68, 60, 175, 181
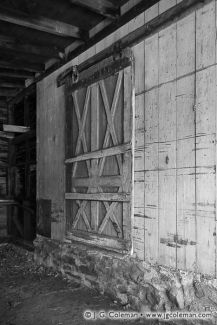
0, 242, 199, 325
0, 243, 162, 325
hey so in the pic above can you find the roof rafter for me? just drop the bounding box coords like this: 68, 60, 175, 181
0, 81, 25, 88
0, 68, 34, 79
0, 35, 63, 59
0, 60, 44, 73
0, 6, 86, 39
69, 0, 119, 19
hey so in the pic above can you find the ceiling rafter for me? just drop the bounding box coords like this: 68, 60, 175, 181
0, 6, 86, 40
69, 0, 120, 19
0, 81, 25, 89
0, 60, 44, 73
0, 35, 64, 59
0, 68, 34, 79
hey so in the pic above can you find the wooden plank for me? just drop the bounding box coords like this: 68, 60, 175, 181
134, 94, 145, 259
145, 34, 159, 91
195, 63, 216, 275
159, 169, 176, 267
176, 74, 195, 270
3, 125, 30, 133
90, 83, 99, 231
159, 82, 176, 142
144, 33, 159, 263
176, 79, 196, 270
66, 230, 130, 252
144, 171, 159, 263
158, 51, 176, 268
196, 1, 215, 70
72, 175, 122, 187
0, 7, 84, 39
65, 142, 131, 163
0, 81, 24, 89
122, 65, 133, 242
0, 68, 34, 79
0, 60, 44, 73
133, 41, 145, 95
65, 192, 130, 202
177, 12, 195, 78
159, 24, 176, 84
0, 199, 17, 205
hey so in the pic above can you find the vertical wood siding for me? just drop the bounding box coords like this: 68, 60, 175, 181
133, 0, 217, 275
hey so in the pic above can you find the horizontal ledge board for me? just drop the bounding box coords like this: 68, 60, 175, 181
0, 199, 16, 205
65, 192, 130, 202
71, 175, 122, 188
65, 142, 131, 164
65, 230, 130, 252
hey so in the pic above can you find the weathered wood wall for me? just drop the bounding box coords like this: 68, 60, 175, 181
142, 0, 216, 276
37, 0, 217, 275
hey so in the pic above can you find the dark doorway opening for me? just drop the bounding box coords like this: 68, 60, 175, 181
7, 92, 36, 244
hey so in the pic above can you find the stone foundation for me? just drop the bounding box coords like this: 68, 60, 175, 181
34, 235, 217, 323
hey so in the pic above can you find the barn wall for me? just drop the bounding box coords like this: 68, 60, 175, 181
37, 0, 217, 275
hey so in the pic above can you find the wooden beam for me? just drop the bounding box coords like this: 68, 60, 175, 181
57, 0, 207, 86
3, 125, 30, 133
0, 35, 63, 59
0, 60, 44, 72
0, 131, 14, 139
0, 68, 34, 79
65, 192, 130, 202
0, 81, 25, 89
66, 230, 130, 252
0, 7, 84, 39
10, 0, 207, 103
71, 175, 122, 187
0, 199, 16, 205
65, 142, 131, 163
0, 88, 19, 97
70, 0, 119, 19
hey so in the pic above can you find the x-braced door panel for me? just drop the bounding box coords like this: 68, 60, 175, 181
65, 55, 133, 251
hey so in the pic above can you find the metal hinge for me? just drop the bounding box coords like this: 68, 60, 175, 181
113, 41, 123, 61
71, 65, 79, 83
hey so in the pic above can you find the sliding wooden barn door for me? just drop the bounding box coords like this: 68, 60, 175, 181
65, 56, 134, 252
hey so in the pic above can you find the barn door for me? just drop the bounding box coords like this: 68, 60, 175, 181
65, 53, 134, 252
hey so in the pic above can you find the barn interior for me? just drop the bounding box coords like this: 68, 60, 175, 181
1, 0, 217, 323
